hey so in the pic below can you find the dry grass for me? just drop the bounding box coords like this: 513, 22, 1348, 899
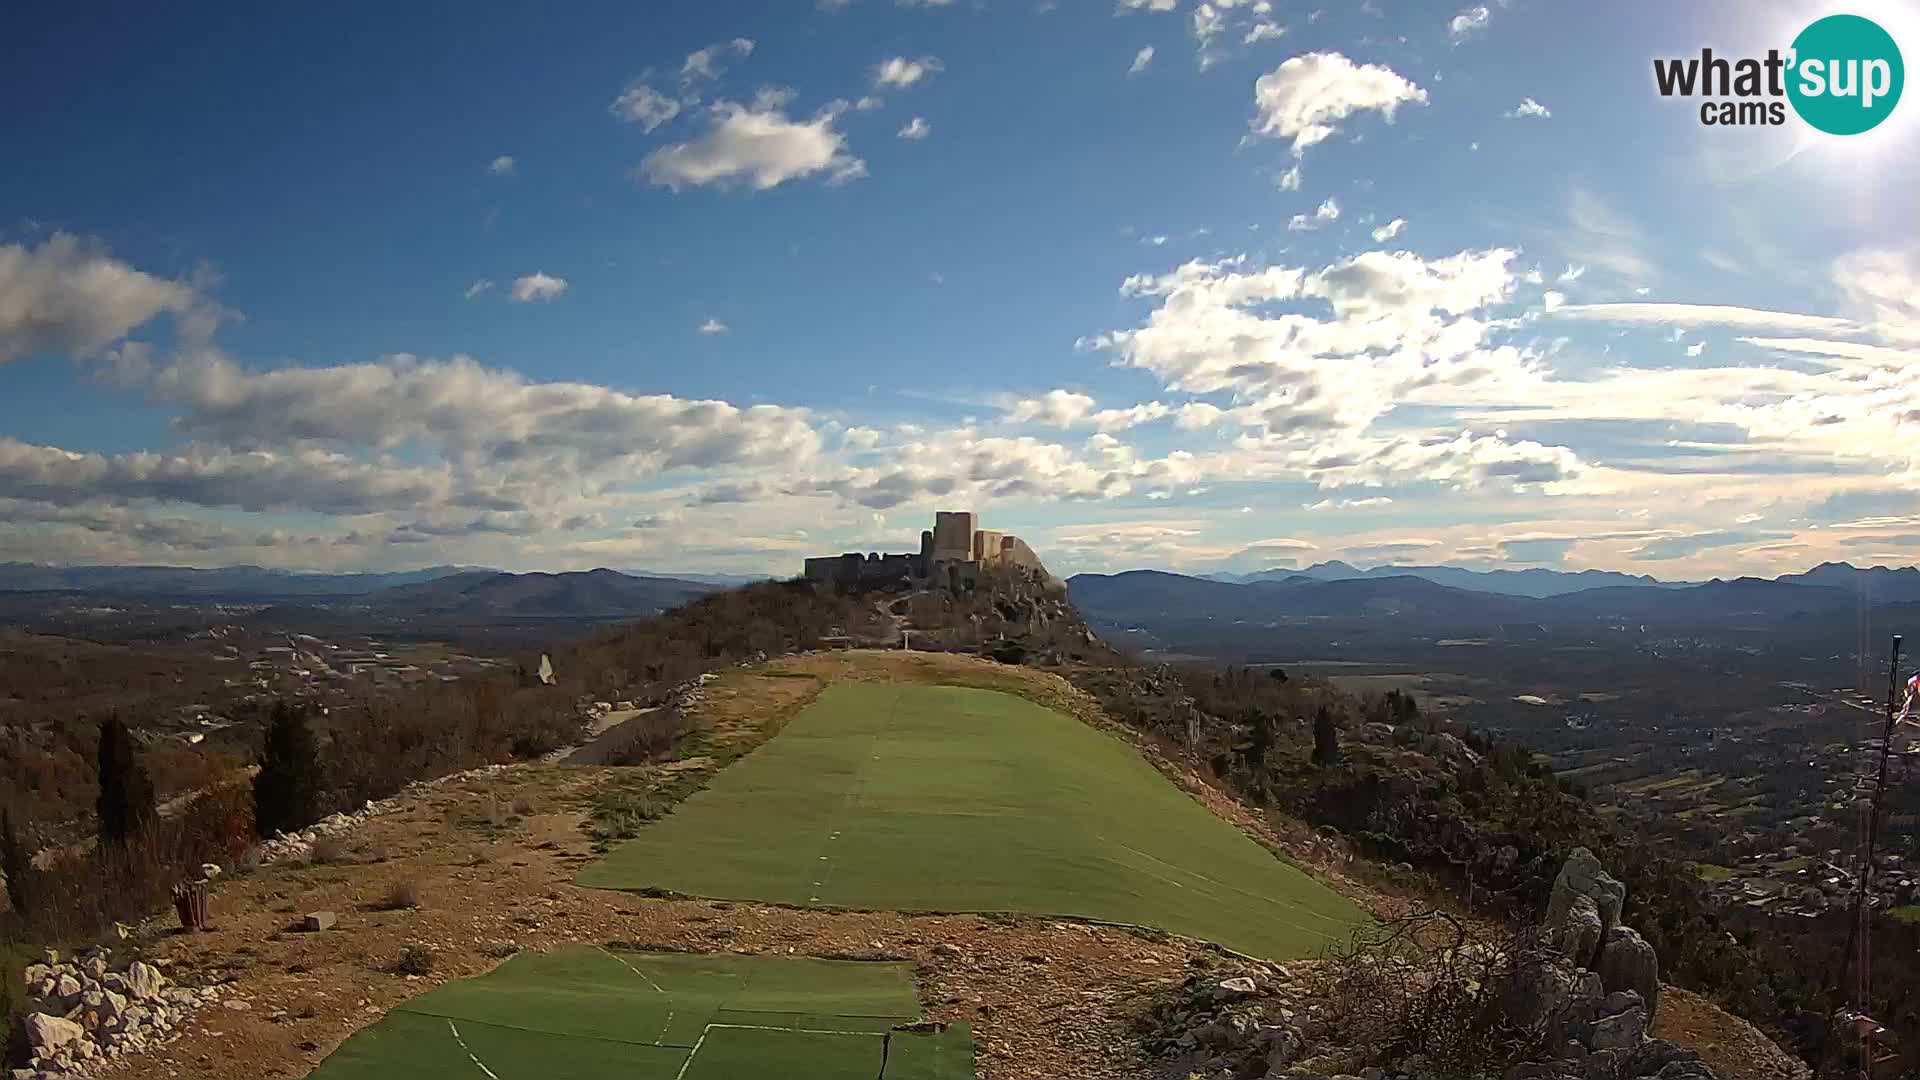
308, 836, 350, 866
380, 879, 421, 911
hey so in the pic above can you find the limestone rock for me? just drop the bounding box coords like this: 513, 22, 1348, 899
1597, 925, 1660, 1021
24, 1013, 85, 1053
52, 973, 82, 1002
1498, 958, 1579, 1034
1215, 976, 1259, 1001
1587, 1005, 1648, 1051
126, 960, 165, 1000
303, 910, 338, 932
1545, 848, 1625, 966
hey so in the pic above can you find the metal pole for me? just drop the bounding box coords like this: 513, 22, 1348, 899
1820, 634, 1901, 1079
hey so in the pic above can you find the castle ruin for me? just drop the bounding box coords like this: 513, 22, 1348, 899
802, 511, 1044, 590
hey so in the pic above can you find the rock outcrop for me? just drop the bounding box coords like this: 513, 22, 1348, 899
1493, 848, 1702, 1080
12, 946, 225, 1079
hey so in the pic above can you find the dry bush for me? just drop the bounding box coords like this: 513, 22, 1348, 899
6, 784, 253, 944
1314, 910, 1549, 1078
391, 943, 434, 976
308, 836, 350, 866
382, 879, 421, 911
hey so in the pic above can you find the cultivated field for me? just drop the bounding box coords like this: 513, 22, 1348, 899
309, 945, 970, 1079
580, 682, 1367, 959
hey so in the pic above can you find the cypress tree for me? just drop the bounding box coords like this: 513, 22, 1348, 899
1312, 705, 1340, 767
254, 699, 324, 837
96, 714, 156, 847
1, 806, 28, 916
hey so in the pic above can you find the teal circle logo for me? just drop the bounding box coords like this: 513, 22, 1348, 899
1787, 14, 1904, 135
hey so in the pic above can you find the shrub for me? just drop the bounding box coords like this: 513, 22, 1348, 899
309, 836, 350, 866
1316, 910, 1547, 1078
95, 714, 156, 848
255, 700, 323, 838
1, 809, 29, 917
382, 879, 421, 910
392, 943, 434, 976
590, 790, 661, 840
511, 795, 535, 817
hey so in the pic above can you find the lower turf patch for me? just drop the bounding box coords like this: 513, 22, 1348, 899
305, 946, 971, 1079
579, 682, 1368, 959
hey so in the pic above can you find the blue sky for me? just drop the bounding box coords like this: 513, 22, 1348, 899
3, 0, 1918, 577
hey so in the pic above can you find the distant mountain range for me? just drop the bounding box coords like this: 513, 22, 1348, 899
0, 563, 482, 598
1206, 560, 1684, 597
0, 562, 720, 617
1070, 560, 1920, 638
1202, 559, 1920, 602
361, 569, 716, 619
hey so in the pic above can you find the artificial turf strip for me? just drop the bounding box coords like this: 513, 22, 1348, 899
305, 946, 960, 1080
579, 683, 1369, 960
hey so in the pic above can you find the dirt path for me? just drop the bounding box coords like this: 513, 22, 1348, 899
557, 706, 660, 765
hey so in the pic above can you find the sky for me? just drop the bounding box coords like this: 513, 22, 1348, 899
2, 0, 1919, 580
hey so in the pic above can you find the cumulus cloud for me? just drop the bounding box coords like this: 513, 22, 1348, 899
1244, 22, 1285, 44
640, 99, 867, 191
146, 352, 824, 488
487, 155, 516, 175
609, 83, 682, 131
873, 56, 943, 89
1008, 389, 1096, 427
898, 116, 932, 140
1371, 218, 1407, 242
698, 318, 730, 335
1448, 4, 1491, 40
1117, 0, 1179, 11
1505, 98, 1551, 119
0, 234, 197, 364
1250, 52, 1427, 161
1129, 46, 1156, 75
509, 272, 568, 303
0, 437, 451, 514
1088, 245, 1540, 449
1287, 196, 1341, 231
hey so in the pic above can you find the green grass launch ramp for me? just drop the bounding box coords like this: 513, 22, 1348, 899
306, 946, 972, 1079
581, 682, 1367, 959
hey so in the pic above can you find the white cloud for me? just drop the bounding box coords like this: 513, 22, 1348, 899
1684, 341, 1706, 357
487, 155, 516, 175
1557, 264, 1587, 284
855, 95, 884, 111
1832, 248, 1920, 342
699, 318, 730, 335
1542, 290, 1565, 312
1371, 217, 1407, 242
148, 352, 822, 484
873, 56, 944, 89
1287, 196, 1341, 231
609, 83, 683, 132
509, 272, 568, 303
1243, 22, 1285, 44
1545, 302, 1859, 335
464, 279, 496, 300
0, 234, 197, 364
1506, 97, 1551, 119
898, 116, 932, 140
1251, 52, 1427, 163
681, 38, 755, 84
1008, 389, 1097, 427
1304, 496, 1393, 510
1117, 0, 1179, 11
640, 99, 867, 191
1129, 46, 1156, 75
0, 437, 452, 515
1448, 4, 1491, 40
